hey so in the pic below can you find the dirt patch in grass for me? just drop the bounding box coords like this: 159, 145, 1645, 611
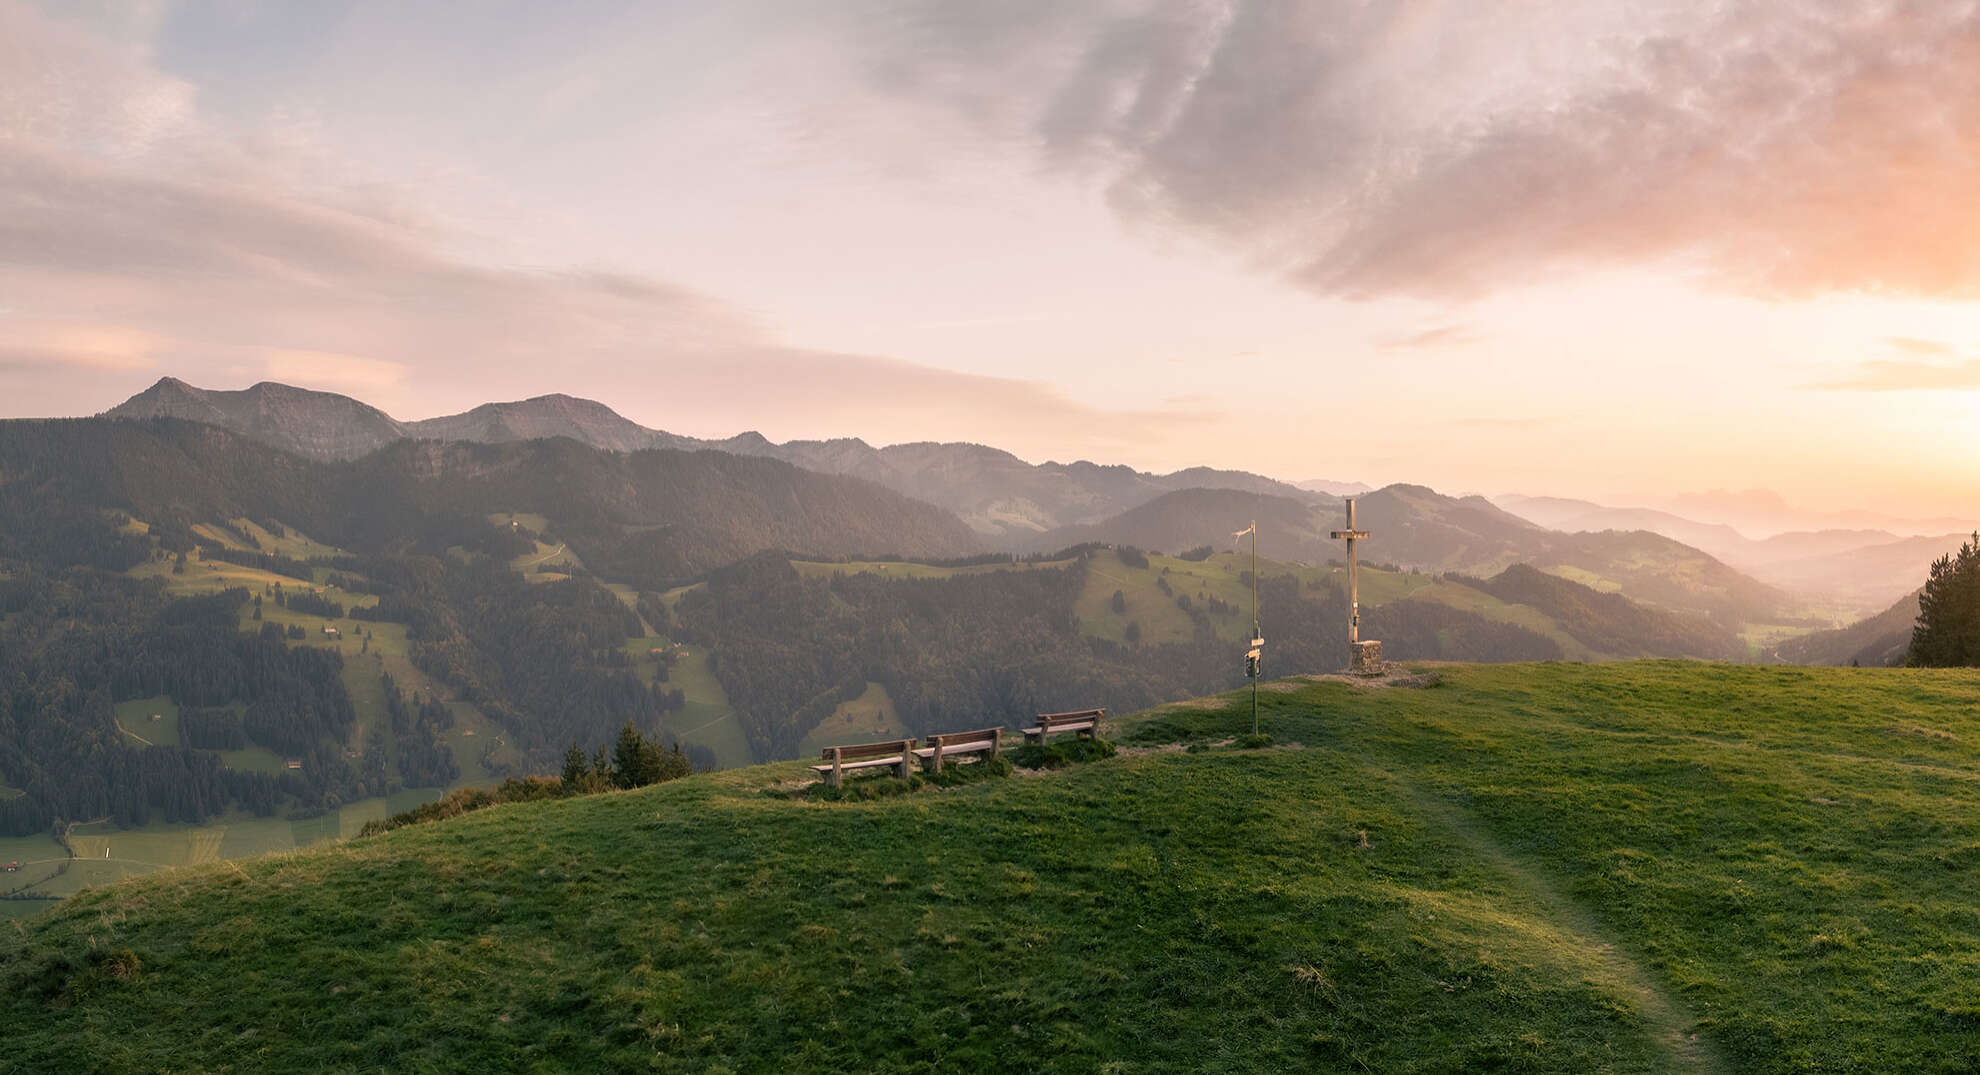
1153, 695, 1231, 711
1114, 743, 1190, 758
1880, 724, 1957, 742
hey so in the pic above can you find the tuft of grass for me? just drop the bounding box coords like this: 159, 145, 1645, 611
1010, 737, 1117, 770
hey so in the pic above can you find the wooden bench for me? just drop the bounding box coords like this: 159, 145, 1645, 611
913, 727, 1004, 773
1021, 708, 1106, 744
811, 738, 914, 788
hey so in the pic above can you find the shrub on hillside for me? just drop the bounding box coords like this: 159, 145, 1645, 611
356, 776, 563, 837
357, 722, 696, 837
1011, 738, 1117, 770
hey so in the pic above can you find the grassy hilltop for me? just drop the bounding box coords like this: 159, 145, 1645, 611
7, 662, 1980, 1072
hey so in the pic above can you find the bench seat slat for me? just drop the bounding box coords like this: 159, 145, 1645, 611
1020, 720, 1095, 734
810, 755, 905, 773
911, 740, 996, 758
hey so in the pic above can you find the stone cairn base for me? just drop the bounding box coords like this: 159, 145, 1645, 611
1349, 640, 1384, 676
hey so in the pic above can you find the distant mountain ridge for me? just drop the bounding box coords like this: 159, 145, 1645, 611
5, 416, 981, 585
105, 377, 1325, 539
1026, 484, 1789, 627
1495, 492, 1972, 614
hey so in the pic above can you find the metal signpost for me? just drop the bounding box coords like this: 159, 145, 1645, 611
1234, 520, 1263, 733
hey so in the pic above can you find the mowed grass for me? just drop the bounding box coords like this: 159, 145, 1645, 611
1078, 550, 1262, 645
659, 646, 751, 769
613, 634, 753, 769
12, 662, 1980, 1071
3, 793, 452, 907
793, 550, 1633, 660
792, 558, 1075, 581
796, 682, 910, 758
1402, 579, 1602, 660
112, 696, 180, 749
130, 554, 314, 595
1546, 564, 1625, 593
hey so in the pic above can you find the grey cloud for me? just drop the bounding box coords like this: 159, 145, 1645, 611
845, 1, 1980, 300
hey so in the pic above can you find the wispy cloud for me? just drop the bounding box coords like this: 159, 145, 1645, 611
1886, 337, 1957, 357
844, 2, 1980, 301
1815, 359, 1980, 392
1381, 323, 1479, 353
1449, 416, 1555, 430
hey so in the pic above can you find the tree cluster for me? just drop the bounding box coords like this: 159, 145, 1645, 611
1909, 535, 1980, 667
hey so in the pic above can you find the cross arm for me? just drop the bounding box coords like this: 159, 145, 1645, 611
1330, 530, 1370, 540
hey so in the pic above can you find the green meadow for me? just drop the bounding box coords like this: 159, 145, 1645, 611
657, 646, 750, 769
796, 682, 910, 759
8, 662, 1980, 1072
792, 557, 1076, 581
112, 696, 181, 749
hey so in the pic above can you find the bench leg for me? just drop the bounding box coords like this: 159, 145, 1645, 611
893, 759, 908, 779
930, 742, 943, 774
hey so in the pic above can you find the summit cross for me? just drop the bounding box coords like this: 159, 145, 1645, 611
1330, 498, 1382, 674
1330, 498, 1371, 644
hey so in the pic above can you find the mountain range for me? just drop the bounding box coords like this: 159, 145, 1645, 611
1495, 493, 1971, 617
106, 378, 1325, 541
1027, 485, 1788, 627
2, 417, 980, 585
98, 376, 1948, 646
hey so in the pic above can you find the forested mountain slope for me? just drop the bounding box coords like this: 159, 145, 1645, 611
3, 417, 980, 583
103, 378, 1324, 539
1771, 589, 1919, 667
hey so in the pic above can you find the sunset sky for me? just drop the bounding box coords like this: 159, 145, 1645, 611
4, 1, 1979, 519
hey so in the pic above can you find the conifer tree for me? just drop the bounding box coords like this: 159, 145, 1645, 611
1909, 533, 1980, 667
561, 743, 590, 794
613, 720, 651, 789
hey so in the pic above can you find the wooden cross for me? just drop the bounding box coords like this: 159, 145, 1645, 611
1330, 498, 1371, 644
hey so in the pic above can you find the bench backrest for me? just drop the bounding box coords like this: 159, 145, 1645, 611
929, 727, 1002, 747
823, 738, 912, 761
1035, 708, 1105, 731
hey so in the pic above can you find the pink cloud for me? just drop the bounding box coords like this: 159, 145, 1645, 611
850, 2, 1980, 301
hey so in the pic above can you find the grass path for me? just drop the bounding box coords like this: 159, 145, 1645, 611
1401, 783, 1729, 1074
516, 542, 567, 568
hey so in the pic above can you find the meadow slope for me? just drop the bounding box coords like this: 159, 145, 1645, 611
6, 663, 1980, 1073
